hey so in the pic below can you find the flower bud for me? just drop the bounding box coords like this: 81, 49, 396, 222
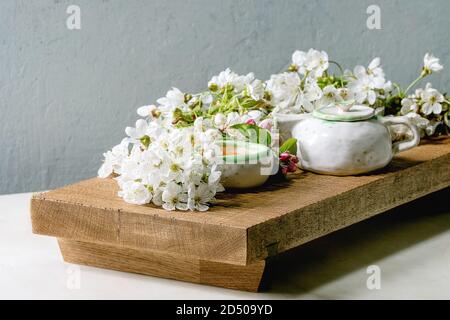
279, 152, 290, 162
421, 68, 431, 76
184, 93, 193, 103
259, 118, 273, 131
245, 119, 256, 125
209, 83, 219, 92
140, 135, 151, 149
288, 64, 298, 72
288, 162, 297, 172
151, 109, 161, 118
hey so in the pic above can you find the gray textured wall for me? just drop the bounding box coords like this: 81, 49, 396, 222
1, 0, 449, 194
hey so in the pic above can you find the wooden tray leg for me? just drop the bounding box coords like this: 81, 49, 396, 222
57, 238, 266, 292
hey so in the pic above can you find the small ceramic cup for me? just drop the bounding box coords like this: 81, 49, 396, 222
217, 140, 277, 189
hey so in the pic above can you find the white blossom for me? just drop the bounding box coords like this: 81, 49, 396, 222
98, 139, 130, 178
187, 182, 214, 212
118, 180, 152, 205
208, 68, 254, 93
405, 112, 430, 138
265, 72, 301, 112
298, 81, 323, 112
265, 72, 322, 113
156, 87, 186, 113
421, 83, 444, 115
347, 58, 388, 105
367, 57, 385, 79
125, 119, 149, 141
137, 105, 157, 117
246, 79, 265, 100
292, 48, 329, 78
316, 85, 343, 108
423, 53, 443, 74
401, 83, 445, 117
214, 112, 242, 132
162, 182, 188, 211
100, 113, 224, 211
337, 88, 354, 101
400, 97, 419, 115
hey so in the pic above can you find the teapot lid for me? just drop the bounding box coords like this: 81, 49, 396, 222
313, 100, 375, 122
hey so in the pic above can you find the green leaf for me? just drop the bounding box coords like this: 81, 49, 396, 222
280, 138, 297, 155
240, 99, 259, 109
230, 123, 271, 146
231, 123, 253, 135
444, 111, 449, 128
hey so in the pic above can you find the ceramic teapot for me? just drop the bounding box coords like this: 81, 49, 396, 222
274, 101, 420, 175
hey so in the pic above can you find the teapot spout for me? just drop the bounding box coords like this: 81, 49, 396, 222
273, 113, 310, 141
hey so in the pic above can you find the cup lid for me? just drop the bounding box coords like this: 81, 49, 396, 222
313, 100, 375, 122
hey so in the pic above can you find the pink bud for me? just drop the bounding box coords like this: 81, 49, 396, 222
245, 119, 256, 125
259, 118, 273, 131
281, 166, 288, 175
291, 156, 299, 163
288, 162, 297, 172
279, 152, 290, 162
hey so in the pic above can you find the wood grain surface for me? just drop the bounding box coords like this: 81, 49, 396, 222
58, 238, 266, 292
32, 138, 450, 266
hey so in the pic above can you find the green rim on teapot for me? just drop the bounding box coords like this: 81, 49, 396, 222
313, 100, 375, 122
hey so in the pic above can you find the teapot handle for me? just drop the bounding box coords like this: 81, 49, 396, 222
379, 116, 420, 154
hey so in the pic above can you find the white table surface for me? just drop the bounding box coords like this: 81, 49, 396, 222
1, 189, 450, 300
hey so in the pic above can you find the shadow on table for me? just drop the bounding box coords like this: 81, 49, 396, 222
261, 187, 450, 295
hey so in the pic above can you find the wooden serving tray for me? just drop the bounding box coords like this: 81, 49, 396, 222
31, 137, 450, 291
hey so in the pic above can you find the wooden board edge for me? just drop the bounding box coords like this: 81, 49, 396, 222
245, 150, 450, 264
58, 238, 265, 292
31, 196, 249, 266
